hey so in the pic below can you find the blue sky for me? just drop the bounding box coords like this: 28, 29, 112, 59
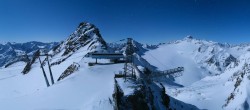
0, 0, 250, 44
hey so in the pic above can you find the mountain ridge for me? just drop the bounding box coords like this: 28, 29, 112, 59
0, 22, 250, 110
0, 41, 58, 67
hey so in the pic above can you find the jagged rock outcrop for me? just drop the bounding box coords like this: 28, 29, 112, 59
22, 50, 40, 74
223, 54, 237, 67
50, 22, 108, 67
52, 22, 107, 57
57, 62, 80, 81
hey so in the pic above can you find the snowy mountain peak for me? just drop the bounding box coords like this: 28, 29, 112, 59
2, 21, 250, 110
77, 22, 93, 29
52, 22, 107, 57
184, 35, 194, 39
181, 35, 205, 43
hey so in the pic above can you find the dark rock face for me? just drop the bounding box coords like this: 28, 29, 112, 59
224, 54, 237, 67
22, 50, 40, 74
57, 63, 80, 81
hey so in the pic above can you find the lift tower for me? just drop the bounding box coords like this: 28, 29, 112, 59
124, 38, 136, 80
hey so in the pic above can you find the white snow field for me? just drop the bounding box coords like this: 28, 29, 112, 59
143, 37, 250, 110
0, 22, 120, 110
2, 25, 250, 110
0, 52, 123, 110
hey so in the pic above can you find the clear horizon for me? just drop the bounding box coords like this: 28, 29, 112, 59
0, 0, 250, 44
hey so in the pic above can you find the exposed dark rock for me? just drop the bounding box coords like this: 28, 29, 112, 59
57, 62, 80, 81
22, 50, 40, 74
224, 54, 237, 67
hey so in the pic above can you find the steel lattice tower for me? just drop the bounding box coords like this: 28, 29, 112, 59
124, 38, 135, 80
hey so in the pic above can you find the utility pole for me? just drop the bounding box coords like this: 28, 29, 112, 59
39, 53, 55, 85
38, 57, 50, 87
46, 54, 54, 85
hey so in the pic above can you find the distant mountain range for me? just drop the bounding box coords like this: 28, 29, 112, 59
1, 21, 250, 110
0, 41, 58, 67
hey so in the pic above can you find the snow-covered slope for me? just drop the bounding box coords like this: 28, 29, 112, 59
142, 36, 250, 109
0, 22, 115, 110
51, 22, 107, 56
0, 59, 123, 110
2, 21, 250, 110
